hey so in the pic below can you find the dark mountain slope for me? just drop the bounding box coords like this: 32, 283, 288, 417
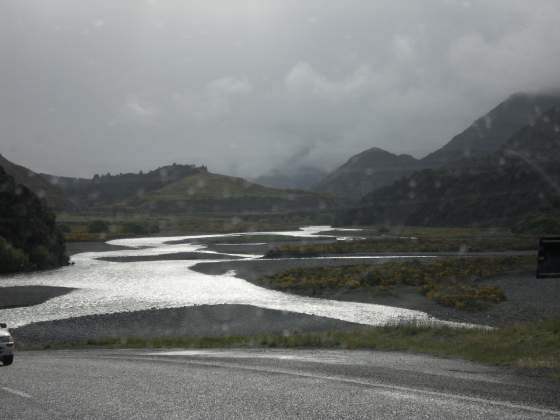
422, 92, 560, 167
318, 92, 560, 203
338, 107, 560, 227
315, 147, 421, 201
0, 167, 68, 273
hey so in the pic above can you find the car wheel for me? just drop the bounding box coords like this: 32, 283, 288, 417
2, 355, 14, 366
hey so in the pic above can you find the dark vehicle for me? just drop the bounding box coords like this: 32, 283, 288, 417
537, 237, 560, 279
0, 323, 14, 366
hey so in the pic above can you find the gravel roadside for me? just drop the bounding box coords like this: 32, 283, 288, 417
13, 304, 361, 348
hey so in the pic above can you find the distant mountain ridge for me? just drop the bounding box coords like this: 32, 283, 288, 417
314, 147, 422, 202
422, 92, 560, 166
317, 91, 560, 201
337, 106, 560, 227
0, 157, 332, 216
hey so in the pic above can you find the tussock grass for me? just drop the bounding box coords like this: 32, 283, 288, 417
265, 236, 537, 257
257, 257, 534, 311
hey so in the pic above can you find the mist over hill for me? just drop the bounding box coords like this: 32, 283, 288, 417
3, 90, 560, 228
254, 166, 327, 191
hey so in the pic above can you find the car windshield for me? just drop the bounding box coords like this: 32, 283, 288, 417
1, 1, 559, 418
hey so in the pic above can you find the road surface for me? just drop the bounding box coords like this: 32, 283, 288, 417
1, 349, 559, 419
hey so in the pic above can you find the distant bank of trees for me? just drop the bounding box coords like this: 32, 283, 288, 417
86, 220, 159, 236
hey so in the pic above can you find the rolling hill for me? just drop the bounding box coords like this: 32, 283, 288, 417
0, 155, 333, 216
114, 171, 333, 214
43, 163, 206, 211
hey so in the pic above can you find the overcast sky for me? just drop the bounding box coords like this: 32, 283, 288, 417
2, 0, 560, 178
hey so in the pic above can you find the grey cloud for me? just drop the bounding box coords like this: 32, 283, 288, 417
1, 0, 560, 178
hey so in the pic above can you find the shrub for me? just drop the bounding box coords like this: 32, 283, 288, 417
258, 257, 533, 311
121, 222, 159, 235
87, 220, 110, 234
0, 237, 29, 273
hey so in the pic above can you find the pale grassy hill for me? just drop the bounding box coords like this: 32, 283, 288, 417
117, 171, 334, 214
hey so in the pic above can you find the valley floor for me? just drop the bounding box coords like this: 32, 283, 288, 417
192, 258, 560, 328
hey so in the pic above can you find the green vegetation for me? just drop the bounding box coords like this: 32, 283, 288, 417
0, 237, 29, 273
0, 167, 68, 273
119, 171, 333, 214
58, 211, 335, 241
30, 319, 560, 376
121, 222, 160, 236
52, 163, 205, 210
149, 172, 302, 200
265, 236, 537, 257
87, 220, 110, 234
257, 257, 534, 311
390, 226, 513, 238
513, 213, 560, 235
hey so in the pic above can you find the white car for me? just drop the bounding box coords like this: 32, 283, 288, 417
0, 323, 14, 366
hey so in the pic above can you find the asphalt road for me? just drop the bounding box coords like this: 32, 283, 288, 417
1, 349, 559, 419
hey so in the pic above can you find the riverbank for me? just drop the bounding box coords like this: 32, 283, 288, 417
192, 258, 560, 327
13, 304, 360, 348
66, 241, 133, 256
14, 312, 560, 380
0, 286, 75, 310
97, 252, 244, 263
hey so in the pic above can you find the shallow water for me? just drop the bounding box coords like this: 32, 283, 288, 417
0, 226, 456, 328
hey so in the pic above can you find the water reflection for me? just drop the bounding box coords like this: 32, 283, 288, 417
0, 227, 454, 328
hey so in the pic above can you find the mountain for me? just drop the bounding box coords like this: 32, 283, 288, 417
422, 92, 560, 167
0, 167, 68, 273
0, 154, 66, 209
113, 171, 333, 214
316, 92, 560, 203
254, 166, 327, 190
314, 147, 421, 202
337, 106, 560, 228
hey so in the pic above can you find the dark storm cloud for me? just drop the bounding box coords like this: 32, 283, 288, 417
2, 0, 560, 177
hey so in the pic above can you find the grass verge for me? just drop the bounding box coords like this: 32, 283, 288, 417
25, 319, 560, 377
